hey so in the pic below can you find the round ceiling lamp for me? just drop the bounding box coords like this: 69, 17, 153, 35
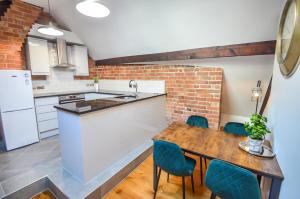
76, 0, 110, 18
38, 0, 63, 36
38, 22, 64, 36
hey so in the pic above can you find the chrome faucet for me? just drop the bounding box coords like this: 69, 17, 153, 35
129, 80, 138, 96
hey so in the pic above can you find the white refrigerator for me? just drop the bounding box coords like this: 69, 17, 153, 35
0, 70, 39, 151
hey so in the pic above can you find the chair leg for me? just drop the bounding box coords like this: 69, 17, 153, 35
167, 173, 170, 182
153, 164, 157, 190
257, 175, 262, 186
200, 156, 203, 185
210, 192, 216, 199
191, 174, 195, 193
182, 176, 185, 199
153, 168, 161, 199
205, 158, 207, 168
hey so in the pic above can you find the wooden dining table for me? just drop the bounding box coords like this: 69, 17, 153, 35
152, 122, 284, 199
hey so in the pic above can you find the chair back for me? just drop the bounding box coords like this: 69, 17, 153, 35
153, 140, 189, 176
224, 122, 248, 136
205, 159, 261, 199
186, 115, 208, 128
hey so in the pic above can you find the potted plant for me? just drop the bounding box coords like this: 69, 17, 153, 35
93, 77, 99, 91
244, 114, 271, 153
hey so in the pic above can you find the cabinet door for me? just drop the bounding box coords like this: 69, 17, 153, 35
72, 45, 89, 76
26, 37, 50, 75
37, 119, 58, 132
67, 46, 74, 65
35, 96, 59, 106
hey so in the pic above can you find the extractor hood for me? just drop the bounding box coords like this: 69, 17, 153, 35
54, 38, 74, 69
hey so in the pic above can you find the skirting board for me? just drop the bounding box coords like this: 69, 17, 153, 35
87, 146, 153, 198
39, 129, 59, 139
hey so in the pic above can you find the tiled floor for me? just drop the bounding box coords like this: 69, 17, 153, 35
0, 136, 153, 198
0, 136, 62, 198
0, 136, 60, 182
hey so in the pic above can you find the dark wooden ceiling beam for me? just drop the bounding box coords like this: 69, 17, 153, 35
96, 40, 276, 65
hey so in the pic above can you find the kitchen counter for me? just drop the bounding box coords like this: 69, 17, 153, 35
54, 93, 166, 115
56, 92, 167, 182
33, 90, 128, 98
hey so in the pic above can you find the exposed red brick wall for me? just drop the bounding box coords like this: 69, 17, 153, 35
97, 65, 223, 129
0, 0, 42, 70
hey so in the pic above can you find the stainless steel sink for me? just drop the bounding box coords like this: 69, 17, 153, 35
114, 95, 137, 100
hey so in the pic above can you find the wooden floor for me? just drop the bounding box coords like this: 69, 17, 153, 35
104, 154, 214, 199
32, 190, 56, 199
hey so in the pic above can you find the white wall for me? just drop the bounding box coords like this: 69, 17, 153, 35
220, 113, 249, 127
24, 0, 283, 60
268, 57, 300, 198
140, 55, 274, 123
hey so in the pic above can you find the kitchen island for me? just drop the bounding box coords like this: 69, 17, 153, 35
55, 92, 167, 183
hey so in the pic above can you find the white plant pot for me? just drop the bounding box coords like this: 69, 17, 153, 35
248, 137, 263, 153
94, 83, 99, 92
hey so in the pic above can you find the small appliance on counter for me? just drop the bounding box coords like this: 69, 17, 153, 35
0, 70, 39, 150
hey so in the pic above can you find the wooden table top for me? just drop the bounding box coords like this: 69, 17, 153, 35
153, 122, 284, 180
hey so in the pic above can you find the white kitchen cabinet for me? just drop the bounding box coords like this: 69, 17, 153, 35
35, 105, 57, 114
85, 93, 117, 100
35, 96, 59, 106
67, 46, 74, 65
36, 112, 57, 122
26, 37, 50, 75
38, 119, 58, 132
72, 45, 89, 76
34, 96, 59, 139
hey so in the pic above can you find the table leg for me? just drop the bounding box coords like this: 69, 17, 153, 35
269, 178, 282, 199
200, 156, 203, 185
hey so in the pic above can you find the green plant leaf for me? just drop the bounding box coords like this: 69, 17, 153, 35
244, 114, 271, 140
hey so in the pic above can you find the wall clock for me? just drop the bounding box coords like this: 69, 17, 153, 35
276, 0, 300, 78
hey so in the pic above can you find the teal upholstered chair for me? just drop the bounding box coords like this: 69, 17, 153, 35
205, 159, 261, 199
186, 115, 209, 185
186, 115, 209, 128
153, 140, 196, 199
224, 122, 248, 136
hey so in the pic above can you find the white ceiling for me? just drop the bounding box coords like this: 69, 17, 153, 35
24, 0, 284, 60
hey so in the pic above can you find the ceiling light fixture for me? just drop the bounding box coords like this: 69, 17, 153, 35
76, 0, 110, 18
38, 0, 64, 36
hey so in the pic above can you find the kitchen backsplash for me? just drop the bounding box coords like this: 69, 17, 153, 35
32, 68, 166, 94
99, 80, 166, 93
32, 67, 94, 94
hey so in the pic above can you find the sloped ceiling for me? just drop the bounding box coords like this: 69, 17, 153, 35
23, 0, 283, 60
